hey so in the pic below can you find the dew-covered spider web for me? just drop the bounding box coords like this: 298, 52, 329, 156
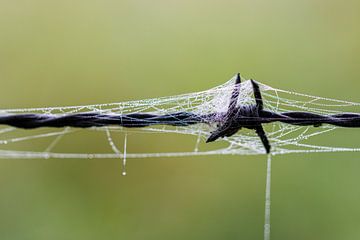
1, 74, 360, 162
1, 74, 360, 240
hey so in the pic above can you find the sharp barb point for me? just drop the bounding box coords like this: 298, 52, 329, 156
236, 73, 241, 84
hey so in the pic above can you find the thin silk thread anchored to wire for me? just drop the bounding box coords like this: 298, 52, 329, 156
0, 74, 359, 240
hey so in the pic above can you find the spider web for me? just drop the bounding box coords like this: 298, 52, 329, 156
2, 74, 358, 240
0, 74, 359, 162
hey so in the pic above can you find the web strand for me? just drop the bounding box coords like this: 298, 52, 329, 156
264, 154, 272, 240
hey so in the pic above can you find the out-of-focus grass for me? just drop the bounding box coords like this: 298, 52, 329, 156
0, 0, 360, 239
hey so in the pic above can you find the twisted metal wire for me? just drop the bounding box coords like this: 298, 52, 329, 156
0, 110, 359, 129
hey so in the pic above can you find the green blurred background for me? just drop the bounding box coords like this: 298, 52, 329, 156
1, 0, 360, 239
